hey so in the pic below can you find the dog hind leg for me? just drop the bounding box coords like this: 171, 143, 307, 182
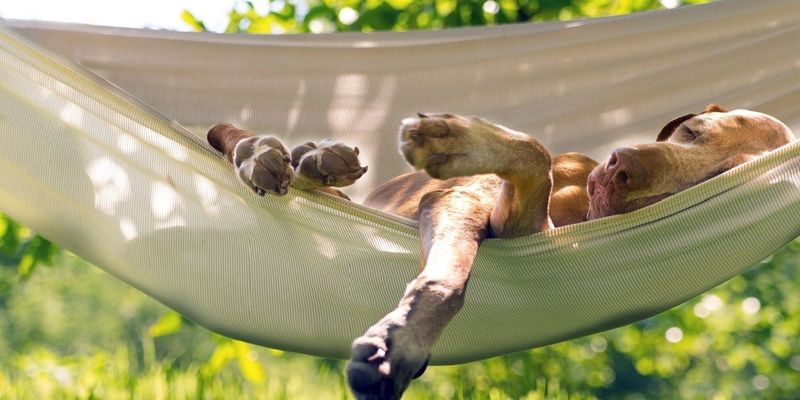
399, 114, 554, 237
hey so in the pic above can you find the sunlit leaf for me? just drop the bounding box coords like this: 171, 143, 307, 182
386, 0, 414, 9
202, 341, 236, 376
17, 253, 35, 278
235, 341, 266, 383
181, 10, 207, 32
434, 0, 456, 15
248, 17, 273, 33
148, 311, 183, 337
269, 348, 285, 357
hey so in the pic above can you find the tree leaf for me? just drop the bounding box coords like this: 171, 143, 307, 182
16, 236, 58, 278
181, 10, 207, 32
236, 341, 266, 383
358, 3, 401, 31
148, 311, 183, 337
0, 216, 20, 256
17, 253, 35, 278
202, 340, 236, 376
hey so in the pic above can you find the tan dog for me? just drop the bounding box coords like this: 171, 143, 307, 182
208, 104, 793, 399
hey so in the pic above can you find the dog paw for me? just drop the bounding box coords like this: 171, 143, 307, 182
233, 135, 294, 196
346, 277, 466, 399
291, 139, 367, 189
398, 113, 494, 180
347, 319, 431, 400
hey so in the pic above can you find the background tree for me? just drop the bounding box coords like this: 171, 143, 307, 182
182, 0, 710, 34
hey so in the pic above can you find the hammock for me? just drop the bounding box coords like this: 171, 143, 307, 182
1, 0, 799, 364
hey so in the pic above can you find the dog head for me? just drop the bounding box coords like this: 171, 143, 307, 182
587, 104, 795, 219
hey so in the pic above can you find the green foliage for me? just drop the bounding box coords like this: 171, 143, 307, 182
184, 0, 711, 34
201, 337, 267, 384
1, 241, 798, 398
0, 214, 58, 280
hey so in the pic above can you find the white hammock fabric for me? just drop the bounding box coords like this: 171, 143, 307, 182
1, 0, 799, 364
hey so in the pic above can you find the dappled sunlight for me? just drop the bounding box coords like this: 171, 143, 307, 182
118, 216, 138, 240
285, 81, 307, 131
353, 40, 378, 48
86, 149, 191, 238
85, 157, 131, 216
355, 225, 413, 254
193, 174, 221, 216
116, 133, 140, 154
151, 181, 178, 219
311, 233, 338, 259
600, 108, 633, 128
284, 195, 404, 254
57, 103, 84, 126
148, 132, 189, 162
515, 62, 532, 73
239, 106, 252, 123
327, 74, 397, 135
328, 73, 367, 133
150, 181, 186, 229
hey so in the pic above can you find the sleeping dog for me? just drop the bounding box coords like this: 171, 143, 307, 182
208, 104, 793, 399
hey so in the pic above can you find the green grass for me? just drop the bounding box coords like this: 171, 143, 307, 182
1, 244, 799, 399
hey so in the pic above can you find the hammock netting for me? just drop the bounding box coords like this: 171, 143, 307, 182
1, 0, 799, 364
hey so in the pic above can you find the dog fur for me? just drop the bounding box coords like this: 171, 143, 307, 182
207, 105, 793, 399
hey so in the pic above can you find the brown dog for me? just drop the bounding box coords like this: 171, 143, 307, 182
208, 104, 793, 399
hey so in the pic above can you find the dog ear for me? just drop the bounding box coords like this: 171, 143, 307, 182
657, 104, 730, 141
704, 103, 728, 113
657, 113, 697, 142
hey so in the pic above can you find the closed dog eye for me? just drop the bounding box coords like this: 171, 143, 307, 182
681, 126, 702, 141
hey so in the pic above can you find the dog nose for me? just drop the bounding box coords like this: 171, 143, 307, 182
607, 148, 644, 190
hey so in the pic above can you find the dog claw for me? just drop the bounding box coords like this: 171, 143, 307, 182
412, 355, 430, 379
367, 348, 386, 362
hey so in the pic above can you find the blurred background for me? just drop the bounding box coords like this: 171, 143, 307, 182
1, 0, 800, 399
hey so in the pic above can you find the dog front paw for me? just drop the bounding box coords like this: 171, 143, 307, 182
233, 135, 294, 196
347, 316, 430, 400
291, 139, 367, 190
347, 277, 467, 399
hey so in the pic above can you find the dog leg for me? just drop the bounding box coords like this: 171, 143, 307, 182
207, 124, 366, 197
347, 180, 494, 400
399, 114, 553, 237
